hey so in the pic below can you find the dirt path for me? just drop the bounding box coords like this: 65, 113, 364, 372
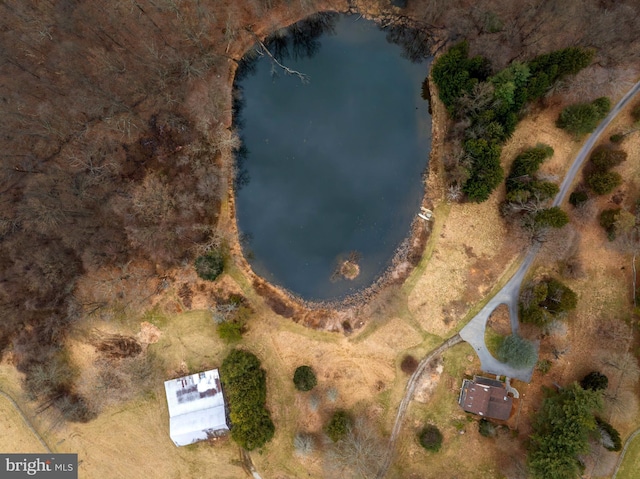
0, 389, 51, 453
612, 427, 640, 478
240, 448, 263, 479
376, 334, 463, 479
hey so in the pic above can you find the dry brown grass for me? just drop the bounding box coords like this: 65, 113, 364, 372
0, 394, 48, 453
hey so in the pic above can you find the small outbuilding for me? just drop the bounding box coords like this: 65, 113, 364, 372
458, 376, 513, 421
164, 369, 229, 446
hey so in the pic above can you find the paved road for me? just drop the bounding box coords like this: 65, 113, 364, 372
554, 80, 640, 207
459, 79, 640, 382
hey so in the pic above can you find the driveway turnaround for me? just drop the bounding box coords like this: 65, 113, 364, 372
460, 78, 640, 384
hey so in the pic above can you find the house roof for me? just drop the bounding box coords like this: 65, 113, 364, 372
458, 377, 513, 421
164, 369, 228, 445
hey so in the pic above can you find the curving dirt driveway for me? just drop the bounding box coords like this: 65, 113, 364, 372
377, 79, 640, 479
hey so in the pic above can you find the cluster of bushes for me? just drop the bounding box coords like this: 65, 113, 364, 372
557, 97, 611, 137
520, 277, 577, 327
220, 349, 274, 450
528, 375, 621, 478
599, 198, 640, 244
432, 43, 593, 202
586, 145, 626, 195
496, 334, 538, 369
599, 208, 623, 241
505, 145, 556, 201
23, 351, 95, 423
502, 144, 568, 231
571, 144, 627, 216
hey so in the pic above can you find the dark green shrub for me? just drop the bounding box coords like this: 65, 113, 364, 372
533, 207, 569, 228
520, 304, 548, 326
462, 138, 504, 202
293, 365, 317, 392
569, 190, 589, 207
599, 208, 621, 240
589, 146, 627, 171
586, 171, 622, 195
596, 417, 622, 451
610, 133, 624, 144
418, 424, 443, 452
325, 410, 352, 442
592, 97, 611, 117
221, 349, 274, 450
497, 334, 538, 369
431, 41, 490, 114
527, 47, 594, 102
543, 278, 578, 313
580, 371, 608, 391
478, 418, 497, 438
557, 98, 609, 137
195, 249, 225, 281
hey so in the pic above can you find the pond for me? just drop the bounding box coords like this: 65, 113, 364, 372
234, 14, 432, 302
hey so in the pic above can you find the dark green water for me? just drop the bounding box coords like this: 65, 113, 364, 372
235, 14, 431, 301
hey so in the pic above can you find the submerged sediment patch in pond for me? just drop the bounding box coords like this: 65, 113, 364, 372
234, 13, 432, 302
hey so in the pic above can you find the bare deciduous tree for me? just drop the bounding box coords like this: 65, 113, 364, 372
324, 417, 386, 479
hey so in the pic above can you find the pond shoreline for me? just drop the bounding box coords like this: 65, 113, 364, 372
222, 5, 446, 333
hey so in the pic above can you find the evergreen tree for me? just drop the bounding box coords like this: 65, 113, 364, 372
528, 383, 602, 479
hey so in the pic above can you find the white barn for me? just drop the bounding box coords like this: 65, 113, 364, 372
164, 369, 229, 446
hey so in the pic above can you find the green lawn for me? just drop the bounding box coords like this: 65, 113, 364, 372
484, 326, 505, 358
615, 431, 640, 479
